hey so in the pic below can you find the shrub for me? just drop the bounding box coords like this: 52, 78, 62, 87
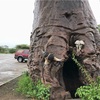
16, 72, 50, 100
98, 25, 100, 32
9, 48, 16, 53
75, 77, 100, 100
72, 52, 100, 100
15, 44, 29, 49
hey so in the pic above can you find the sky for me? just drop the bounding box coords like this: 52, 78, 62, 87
0, 0, 100, 48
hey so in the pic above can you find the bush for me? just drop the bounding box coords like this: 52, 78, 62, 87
16, 44, 29, 49
72, 52, 100, 100
75, 77, 100, 100
98, 25, 100, 32
0, 46, 9, 53
16, 72, 50, 100
9, 48, 16, 53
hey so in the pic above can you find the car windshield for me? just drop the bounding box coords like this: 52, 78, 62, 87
17, 50, 23, 53
23, 50, 29, 54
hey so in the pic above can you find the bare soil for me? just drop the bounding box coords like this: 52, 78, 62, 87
0, 76, 33, 100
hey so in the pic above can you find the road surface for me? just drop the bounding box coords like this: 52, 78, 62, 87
0, 54, 28, 85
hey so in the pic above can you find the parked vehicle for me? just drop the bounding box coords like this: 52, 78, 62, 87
14, 49, 29, 62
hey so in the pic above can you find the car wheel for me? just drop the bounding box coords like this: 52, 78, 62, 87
17, 57, 23, 63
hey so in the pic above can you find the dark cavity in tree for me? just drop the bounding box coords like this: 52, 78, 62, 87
64, 12, 71, 18
63, 57, 84, 98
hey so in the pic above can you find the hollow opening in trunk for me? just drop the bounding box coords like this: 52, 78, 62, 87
63, 57, 84, 98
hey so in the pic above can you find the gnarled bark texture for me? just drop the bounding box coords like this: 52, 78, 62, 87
28, 0, 100, 99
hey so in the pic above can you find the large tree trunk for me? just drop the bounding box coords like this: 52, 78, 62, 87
28, 0, 100, 99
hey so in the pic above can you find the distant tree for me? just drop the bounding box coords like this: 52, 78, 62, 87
0, 46, 5, 53
9, 48, 16, 53
98, 25, 100, 32
0, 45, 9, 53
15, 44, 29, 49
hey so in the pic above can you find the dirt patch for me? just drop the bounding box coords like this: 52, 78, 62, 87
0, 76, 33, 100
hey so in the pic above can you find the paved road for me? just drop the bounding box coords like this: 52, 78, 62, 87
0, 54, 28, 85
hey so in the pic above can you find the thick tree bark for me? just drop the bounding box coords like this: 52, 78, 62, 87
28, 0, 100, 99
